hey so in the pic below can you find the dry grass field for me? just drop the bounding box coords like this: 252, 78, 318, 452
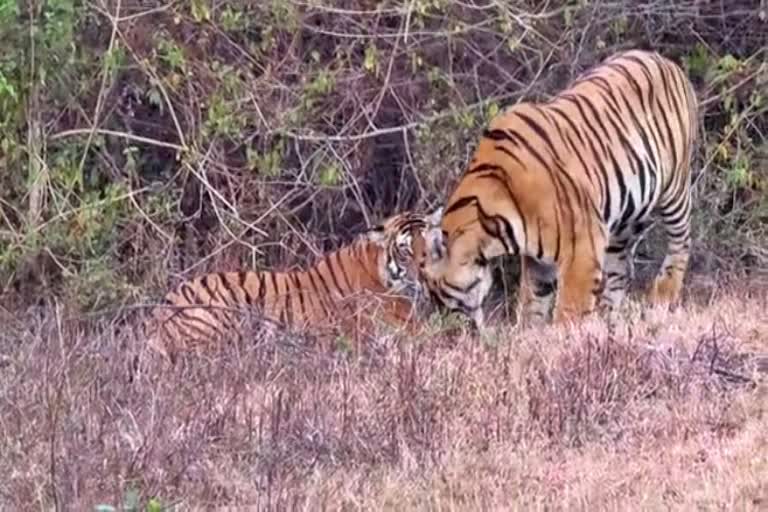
2, 279, 766, 510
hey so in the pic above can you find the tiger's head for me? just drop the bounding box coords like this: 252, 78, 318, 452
418, 203, 498, 331
362, 208, 444, 302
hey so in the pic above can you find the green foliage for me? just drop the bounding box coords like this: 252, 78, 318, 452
0, 0, 135, 310
190, 0, 211, 23
146, 499, 165, 512
724, 153, 751, 189
485, 101, 500, 121
294, 67, 337, 125
247, 140, 284, 177
562, 0, 589, 28
304, 68, 336, 98
255, 0, 299, 52
677, 44, 768, 260
451, 104, 477, 130
610, 15, 629, 38
0, 0, 766, 313
318, 162, 341, 187
268, 0, 299, 31
155, 36, 187, 74
414, 0, 448, 17
681, 47, 765, 194
363, 44, 380, 76
219, 7, 246, 32
204, 92, 245, 138
202, 61, 249, 139
683, 43, 711, 80
94, 487, 170, 512
104, 45, 126, 79
0, 0, 79, 170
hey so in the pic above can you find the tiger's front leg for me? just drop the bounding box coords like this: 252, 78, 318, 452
517, 255, 558, 327
552, 231, 606, 325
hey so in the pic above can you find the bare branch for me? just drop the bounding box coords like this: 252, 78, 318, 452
48, 128, 186, 152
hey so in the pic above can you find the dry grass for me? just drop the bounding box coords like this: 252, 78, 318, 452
1, 283, 766, 510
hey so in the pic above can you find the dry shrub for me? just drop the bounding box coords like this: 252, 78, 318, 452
2, 1, 766, 313
1, 286, 766, 509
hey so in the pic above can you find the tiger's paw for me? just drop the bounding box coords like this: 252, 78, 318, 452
648, 273, 683, 305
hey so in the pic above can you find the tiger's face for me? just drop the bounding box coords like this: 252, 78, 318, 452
420, 209, 494, 330
365, 210, 441, 302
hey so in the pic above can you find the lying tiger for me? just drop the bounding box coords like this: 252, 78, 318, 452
143, 209, 442, 361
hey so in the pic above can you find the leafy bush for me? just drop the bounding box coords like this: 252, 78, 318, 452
0, 0, 765, 312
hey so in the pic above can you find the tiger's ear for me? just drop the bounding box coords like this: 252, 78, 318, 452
363, 224, 387, 244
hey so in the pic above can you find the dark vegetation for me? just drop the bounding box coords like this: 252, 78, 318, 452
0, 0, 766, 313
0, 0, 766, 509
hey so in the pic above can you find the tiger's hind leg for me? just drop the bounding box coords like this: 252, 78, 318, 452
649, 187, 692, 305
600, 221, 652, 314
518, 255, 558, 327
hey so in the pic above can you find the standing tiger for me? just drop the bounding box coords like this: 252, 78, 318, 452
144, 209, 441, 361
422, 50, 699, 329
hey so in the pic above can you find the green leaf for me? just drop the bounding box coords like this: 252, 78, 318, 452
717, 54, 741, 74
157, 38, 186, 72
305, 69, 334, 96
0, 72, 18, 101
247, 142, 284, 177
486, 101, 500, 120
726, 154, 751, 189
219, 7, 243, 31
363, 45, 378, 75
684, 44, 711, 79
104, 45, 125, 76
147, 88, 164, 111
191, 0, 210, 22
722, 92, 734, 113
318, 163, 341, 186
146, 498, 164, 512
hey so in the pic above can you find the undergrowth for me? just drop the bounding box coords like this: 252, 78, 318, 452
0, 1, 766, 313
0, 287, 766, 509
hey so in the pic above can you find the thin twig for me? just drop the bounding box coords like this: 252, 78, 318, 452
48, 128, 186, 152
699, 63, 767, 108
75, 0, 122, 186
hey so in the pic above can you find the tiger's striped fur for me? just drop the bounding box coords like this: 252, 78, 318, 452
422, 50, 699, 329
145, 210, 441, 360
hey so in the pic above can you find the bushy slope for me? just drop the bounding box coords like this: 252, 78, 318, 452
0, 1, 765, 312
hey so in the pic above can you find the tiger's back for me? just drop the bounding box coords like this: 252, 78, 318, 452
145, 210, 439, 360
423, 50, 699, 328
